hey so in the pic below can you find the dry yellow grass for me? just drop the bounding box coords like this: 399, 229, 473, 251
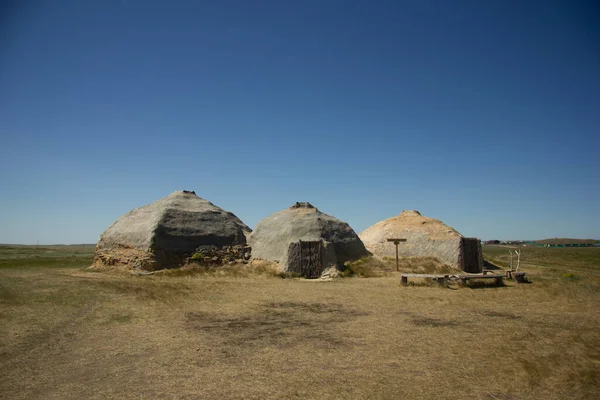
0, 246, 599, 399
345, 255, 460, 277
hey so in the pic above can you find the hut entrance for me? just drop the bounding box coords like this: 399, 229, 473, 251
460, 238, 481, 273
287, 240, 323, 278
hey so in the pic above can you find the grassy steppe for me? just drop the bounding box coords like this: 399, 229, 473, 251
0, 244, 598, 399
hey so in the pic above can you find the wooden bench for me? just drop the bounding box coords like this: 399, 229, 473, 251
401, 273, 505, 287
506, 270, 527, 283
400, 274, 449, 286
458, 274, 504, 286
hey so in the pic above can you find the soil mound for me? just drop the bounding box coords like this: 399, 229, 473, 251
360, 210, 482, 272
91, 190, 251, 270
249, 202, 369, 277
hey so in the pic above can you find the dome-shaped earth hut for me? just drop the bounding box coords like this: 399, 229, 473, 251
359, 210, 483, 273
249, 202, 369, 278
91, 190, 251, 270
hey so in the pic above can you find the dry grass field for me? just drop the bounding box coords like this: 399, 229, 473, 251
1, 244, 599, 399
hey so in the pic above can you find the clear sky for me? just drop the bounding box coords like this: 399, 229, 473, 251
1, 0, 599, 244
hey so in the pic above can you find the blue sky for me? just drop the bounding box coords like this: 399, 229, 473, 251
1, 0, 599, 244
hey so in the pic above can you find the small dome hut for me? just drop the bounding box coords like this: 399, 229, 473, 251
249, 202, 369, 278
359, 210, 483, 273
92, 190, 251, 270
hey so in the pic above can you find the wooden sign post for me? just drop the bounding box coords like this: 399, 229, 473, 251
387, 238, 407, 271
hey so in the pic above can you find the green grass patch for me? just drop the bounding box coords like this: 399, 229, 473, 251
562, 272, 578, 280
482, 245, 600, 272
0, 244, 95, 269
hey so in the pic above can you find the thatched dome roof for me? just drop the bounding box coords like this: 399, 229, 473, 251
359, 210, 463, 259
362, 210, 461, 240
93, 190, 251, 270
248, 202, 369, 268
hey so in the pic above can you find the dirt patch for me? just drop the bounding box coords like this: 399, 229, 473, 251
481, 310, 523, 320
266, 300, 365, 315
411, 316, 460, 327
186, 301, 367, 348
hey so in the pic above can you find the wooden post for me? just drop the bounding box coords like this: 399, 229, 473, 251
395, 242, 399, 271
387, 238, 407, 272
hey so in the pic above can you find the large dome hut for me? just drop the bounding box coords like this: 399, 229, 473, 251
92, 190, 251, 270
359, 210, 483, 273
249, 202, 369, 278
